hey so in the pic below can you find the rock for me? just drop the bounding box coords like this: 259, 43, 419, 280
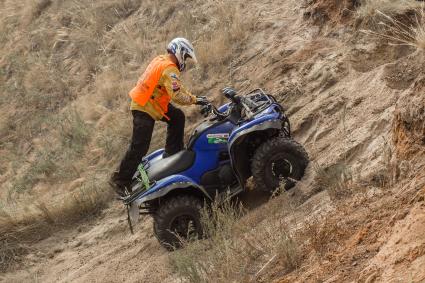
53, 247, 64, 254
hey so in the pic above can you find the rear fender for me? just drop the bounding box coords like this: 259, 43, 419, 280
131, 149, 165, 180
128, 175, 211, 207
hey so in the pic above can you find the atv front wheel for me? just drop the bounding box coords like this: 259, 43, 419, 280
251, 137, 309, 192
153, 195, 203, 250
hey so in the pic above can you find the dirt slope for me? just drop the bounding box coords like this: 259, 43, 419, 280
1, 0, 425, 282
1, 204, 178, 283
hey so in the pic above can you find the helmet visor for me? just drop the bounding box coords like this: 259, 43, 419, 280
184, 52, 197, 64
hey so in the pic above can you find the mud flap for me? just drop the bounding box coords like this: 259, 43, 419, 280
126, 204, 134, 234
127, 199, 142, 234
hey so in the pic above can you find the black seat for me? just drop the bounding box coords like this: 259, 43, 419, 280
147, 150, 195, 181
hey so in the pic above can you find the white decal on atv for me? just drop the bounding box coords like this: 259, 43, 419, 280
207, 133, 229, 144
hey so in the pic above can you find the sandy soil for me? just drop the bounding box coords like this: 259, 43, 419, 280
1, 203, 177, 283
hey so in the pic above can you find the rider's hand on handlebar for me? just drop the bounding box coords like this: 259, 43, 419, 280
195, 96, 209, 106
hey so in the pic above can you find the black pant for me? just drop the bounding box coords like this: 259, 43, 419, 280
113, 104, 186, 186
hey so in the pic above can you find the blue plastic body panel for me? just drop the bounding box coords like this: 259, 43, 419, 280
228, 110, 282, 145
218, 103, 230, 112
143, 149, 165, 165
181, 121, 233, 183
139, 174, 197, 199
133, 101, 284, 203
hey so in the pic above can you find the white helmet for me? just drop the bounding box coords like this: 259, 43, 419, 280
167, 37, 197, 72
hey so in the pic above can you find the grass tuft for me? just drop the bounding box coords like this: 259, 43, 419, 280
170, 195, 301, 283
359, 2, 425, 50
314, 162, 354, 200
58, 108, 91, 154
358, 0, 423, 19
303, 214, 345, 257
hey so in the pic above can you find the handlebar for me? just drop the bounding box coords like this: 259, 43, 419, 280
199, 88, 275, 121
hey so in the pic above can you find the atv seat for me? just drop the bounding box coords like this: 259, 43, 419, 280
147, 150, 195, 181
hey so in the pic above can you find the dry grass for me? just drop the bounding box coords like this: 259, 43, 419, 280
58, 108, 91, 154
195, 2, 251, 69
170, 194, 302, 283
314, 162, 354, 200
357, 0, 423, 19
359, 1, 425, 50
303, 214, 345, 257
0, 177, 112, 271
8, 108, 91, 196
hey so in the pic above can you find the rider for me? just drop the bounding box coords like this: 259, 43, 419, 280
110, 37, 208, 196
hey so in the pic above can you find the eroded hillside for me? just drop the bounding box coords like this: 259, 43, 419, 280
1, 0, 424, 282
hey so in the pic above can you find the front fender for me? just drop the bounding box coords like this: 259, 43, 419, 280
228, 115, 282, 149
126, 175, 211, 206
228, 115, 283, 189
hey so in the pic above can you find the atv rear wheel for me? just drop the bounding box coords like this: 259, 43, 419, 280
251, 137, 309, 192
153, 195, 203, 250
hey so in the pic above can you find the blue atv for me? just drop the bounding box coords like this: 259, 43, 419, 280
122, 88, 309, 249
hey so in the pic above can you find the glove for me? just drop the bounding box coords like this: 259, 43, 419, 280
222, 87, 237, 100
195, 96, 209, 105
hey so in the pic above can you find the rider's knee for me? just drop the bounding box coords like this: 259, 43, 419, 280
172, 107, 185, 124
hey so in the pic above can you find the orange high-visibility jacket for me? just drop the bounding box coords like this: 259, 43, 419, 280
129, 56, 177, 118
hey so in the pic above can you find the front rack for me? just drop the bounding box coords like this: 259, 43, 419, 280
241, 88, 276, 118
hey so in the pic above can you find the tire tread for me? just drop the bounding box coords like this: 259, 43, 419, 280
251, 137, 309, 192
153, 195, 202, 250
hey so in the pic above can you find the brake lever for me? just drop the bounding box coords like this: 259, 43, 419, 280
200, 104, 212, 117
